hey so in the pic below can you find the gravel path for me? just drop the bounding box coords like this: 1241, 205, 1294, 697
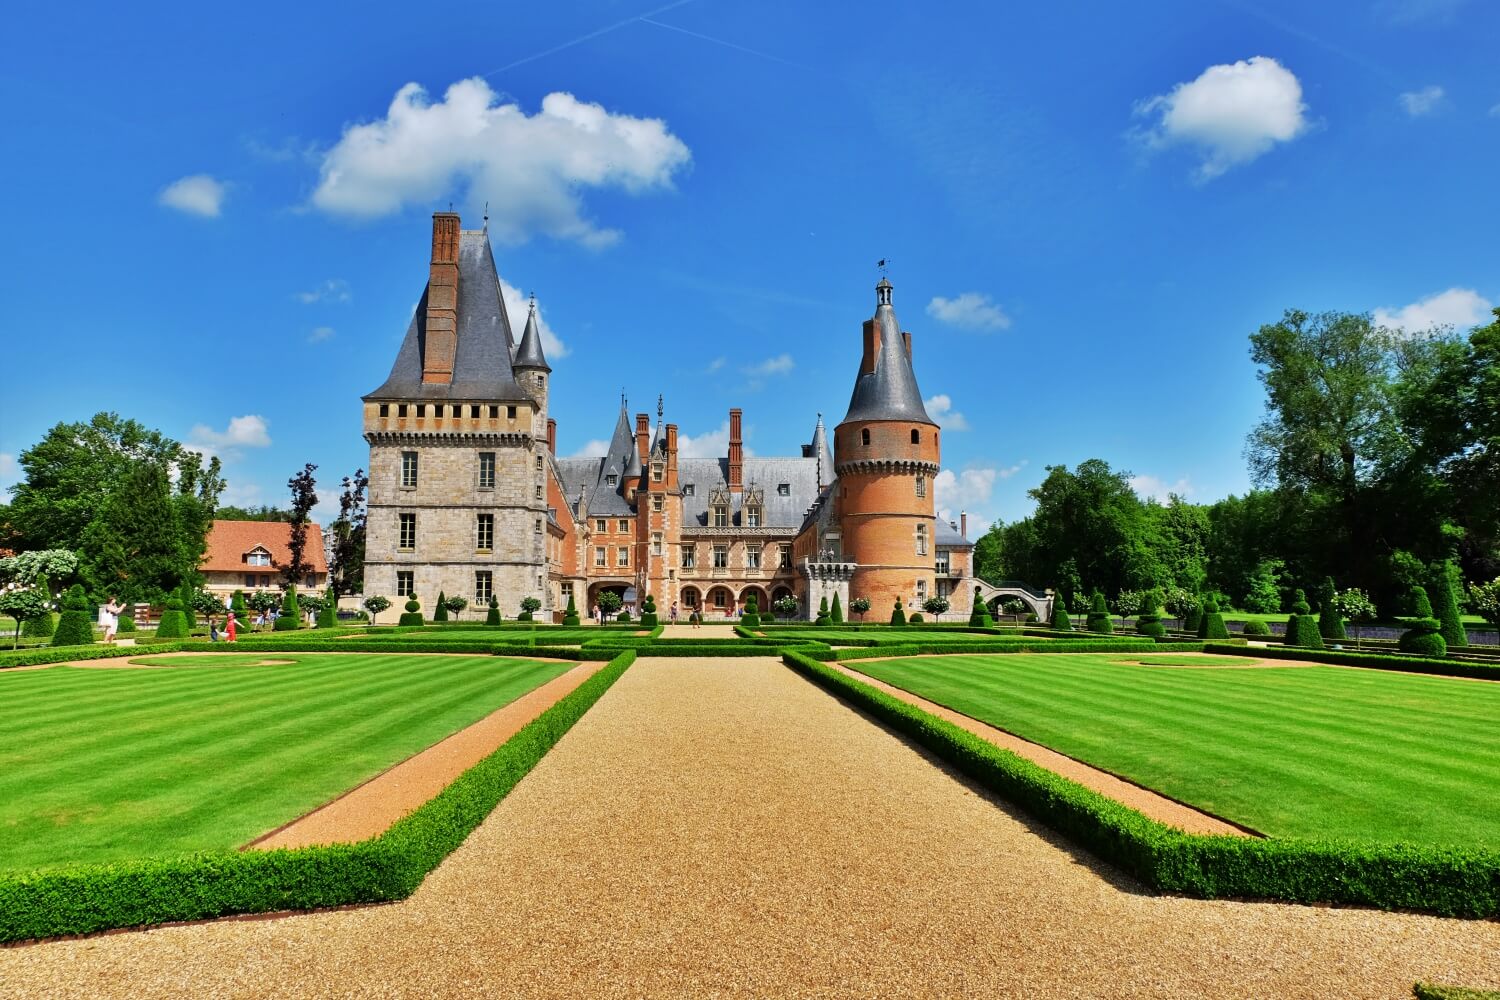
2, 657, 1496, 998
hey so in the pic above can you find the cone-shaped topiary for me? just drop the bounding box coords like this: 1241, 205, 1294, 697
317, 587, 337, 628
1317, 576, 1347, 641
49, 585, 95, 647
562, 591, 579, 627
1085, 592, 1113, 634
154, 595, 189, 639
815, 595, 830, 626
1050, 591, 1073, 631
968, 586, 993, 628
739, 594, 758, 627
641, 594, 660, 628
1134, 589, 1165, 638
399, 595, 425, 627
1283, 588, 1323, 648
486, 596, 502, 626
231, 590, 249, 619
890, 598, 906, 626
830, 592, 843, 624
1399, 585, 1446, 656
433, 590, 449, 623
275, 585, 303, 630
1198, 597, 1230, 640
178, 582, 197, 631
1429, 560, 1466, 648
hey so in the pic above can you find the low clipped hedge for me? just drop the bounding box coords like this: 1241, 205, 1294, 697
823, 640, 1210, 661
0, 650, 636, 942
1203, 643, 1500, 681
784, 651, 1498, 917
0, 643, 183, 670
1412, 984, 1500, 1000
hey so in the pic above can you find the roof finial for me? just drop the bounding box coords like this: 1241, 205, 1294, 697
657, 394, 664, 420
528, 290, 536, 311
483, 201, 489, 228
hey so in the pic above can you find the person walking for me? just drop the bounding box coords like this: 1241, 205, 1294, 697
670, 602, 679, 625
592, 602, 601, 626
209, 617, 220, 643
99, 597, 124, 645
225, 611, 238, 643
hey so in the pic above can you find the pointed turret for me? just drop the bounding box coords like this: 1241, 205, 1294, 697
810, 412, 834, 489
841, 278, 932, 425
651, 395, 667, 456
513, 295, 551, 373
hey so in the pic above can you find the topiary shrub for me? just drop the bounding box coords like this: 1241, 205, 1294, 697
1050, 591, 1072, 632
1085, 592, 1112, 634
616, 609, 631, 623
830, 592, 843, 624
1182, 605, 1202, 634
231, 590, 249, 621
519, 596, 541, 622
1242, 619, 1271, 637
178, 582, 198, 631
1399, 585, 1446, 657
154, 596, 189, 639
274, 585, 302, 631
1198, 597, 1230, 640
849, 596, 871, 621
968, 586, 993, 628
910, 612, 924, 623
890, 599, 906, 626
738, 595, 757, 627
49, 585, 95, 647
116, 606, 136, 633
1429, 560, 1466, 648
398, 595, 425, 628
317, 587, 337, 628
562, 591, 579, 627
1283, 589, 1323, 649
486, 596, 502, 626
641, 594, 660, 628
1134, 589, 1165, 638
434, 590, 449, 623
1317, 576, 1347, 642
815, 595, 830, 627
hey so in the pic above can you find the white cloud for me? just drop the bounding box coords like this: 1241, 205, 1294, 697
923, 394, 970, 431
218, 479, 264, 508
499, 278, 569, 359
0, 452, 18, 493
311, 79, 691, 248
705, 357, 727, 373
158, 174, 228, 217
568, 439, 612, 459
935, 463, 1025, 539
1374, 287, 1492, 334
741, 354, 794, 377
1130, 474, 1194, 504
308, 326, 336, 343
1134, 56, 1310, 181
926, 293, 1011, 331
1399, 85, 1445, 116
677, 422, 756, 460
186, 415, 272, 461
297, 279, 352, 304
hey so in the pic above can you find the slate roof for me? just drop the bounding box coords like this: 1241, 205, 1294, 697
841, 279, 933, 425
513, 298, 550, 371
201, 520, 328, 574
935, 518, 972, 548
678, 457, 821, 530
364, 230, 531, 402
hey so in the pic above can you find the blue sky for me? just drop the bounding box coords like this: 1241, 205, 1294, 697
2, 0, 1497, 533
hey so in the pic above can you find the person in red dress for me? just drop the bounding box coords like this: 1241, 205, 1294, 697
225, 611, 237, 643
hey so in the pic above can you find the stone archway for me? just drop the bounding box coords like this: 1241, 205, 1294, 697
739, 585, 769, 617
706, 585, 735, 618
680, 586, 701, 612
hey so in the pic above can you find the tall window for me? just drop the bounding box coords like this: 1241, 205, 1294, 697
652, 464, 664, 482
681, 546, 696, 569
713, 545, 728, 569
535, 484, 543, 501
398, 513, 417, 551
652, 495, 663, 512
915, 523, 927, 556
712, 505, 728, 528
401, 451, 419, 489
652, 532, 663, 556
911, 429, 920, 444
746, 506, 761, 528
596, 519, 607, 533
396, 571, 414, 596
916, 474, 926, 498
779, 544, 792, 569
476, 514, 494, 552
478, 453, 495, 489
506, 405, 518, 419
536, 455, 543, 470
861, 428, 870, 446
916, 579, 928, 598
618, 519, 630, 533
595, 547, 606, 567
474, 571, 493, 603
746, 547, 761, 569
936, 555, 950, 574
617, 546, 630, 567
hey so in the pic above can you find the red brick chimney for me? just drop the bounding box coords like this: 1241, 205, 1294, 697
422, 212, 461, 384
547, 418, 557, 456
902, 331, 912, 359
666, 424, 678, 479
635, 413, 650, 469
728, 408, 743, 492
860, 318, 880, 377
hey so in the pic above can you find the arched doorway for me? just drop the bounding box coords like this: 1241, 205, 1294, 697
707, 585, 734, 618
680, 586, 701, 612
587, 581, 631, 617
739, 585, 769, 616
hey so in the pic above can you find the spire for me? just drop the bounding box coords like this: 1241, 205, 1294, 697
841, 277, 933, 426
811, 412, 834, 488
513, 293, 550, 372
651, 394, 667, 455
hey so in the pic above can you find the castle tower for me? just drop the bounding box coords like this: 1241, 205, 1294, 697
834, 277, 939, 614
361, 212, 550, 619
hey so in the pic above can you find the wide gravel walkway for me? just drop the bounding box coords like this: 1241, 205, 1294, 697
2, 657, 1497, 998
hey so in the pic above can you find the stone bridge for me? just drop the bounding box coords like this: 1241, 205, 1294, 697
972, 580, 1053, 622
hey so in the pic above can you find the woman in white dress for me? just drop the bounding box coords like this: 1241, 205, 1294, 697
99, 596, 124, 644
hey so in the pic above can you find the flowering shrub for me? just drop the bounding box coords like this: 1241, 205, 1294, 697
1334, 588, 1378, 622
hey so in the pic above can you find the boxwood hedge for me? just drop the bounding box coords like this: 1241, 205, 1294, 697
0, 650, 635, 942
1203, 643, 1500, 681
783, 650, 1498, 917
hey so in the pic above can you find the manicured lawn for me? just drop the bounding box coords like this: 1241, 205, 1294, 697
0, 653, 571, 870
850, 653, 1500, 847
356, 627, 607, 644
758, 628, 1036, 646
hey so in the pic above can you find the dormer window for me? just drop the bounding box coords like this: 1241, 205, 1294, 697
683, 484, 695, 496
245, 546, 272, 567
712, 504, 728, 528
777, 483, 790, 496
606, 474, 618, 487
746, 506, 761, 528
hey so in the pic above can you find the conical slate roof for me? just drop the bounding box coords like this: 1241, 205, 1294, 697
364, 230, 529, 401
810, 413, 834, 487
841, 278, 933, 425
513, 296, 550, 371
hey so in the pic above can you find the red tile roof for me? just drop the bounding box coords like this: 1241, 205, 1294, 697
202, 520, 328, 574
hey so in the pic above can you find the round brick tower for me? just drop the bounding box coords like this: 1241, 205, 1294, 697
834, 277, 939, 615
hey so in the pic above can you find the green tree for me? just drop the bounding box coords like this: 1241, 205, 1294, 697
597, 591, 622, 617
1470, 577, 1500, 628
1428, 560, 1466, 648
328, 469, 368, 596
363, 594, 391, 623
1398, 585, 1445, 656
849, 596, 870, 621
0, 582, 52, 649
281, 464, 319, 589
77, 463, 189, 604
815, 595, 830, 626
519, 596, 541, 621
1021, 460, 1167, 600
889, 598, 906, 626
561, 591, 579, 626
923, 595, 950, 618
1085, 592, 1112, 634
1049, 590, 1071, 631
318, 586, 338, 628
1242, 559, 1284, 613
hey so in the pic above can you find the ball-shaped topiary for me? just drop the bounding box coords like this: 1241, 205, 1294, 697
275, 585, 303, 631
562, 591, 579, 627
433, 590, 449, 623
738, 594, 757, 628
1085, 592, 1113, 634
616, 609, 632, 623
1198, 597, 1230, 640
154, 596, 190, 639
1317, 576, 1347, 642
1429, 560, 1466, 648
641, 594, 660, 628
399, 595, 425, 628
1242, 619, 1271, 637
910, 612, 924, 623
116, 605, 136, 633
890, 599, 906, 626
1134, 590, 1165, 638
1050, 591, 1073, 632
1398, 585, 1446, 656
49, 585, 95, 647
815, 595, 830, 627
486, 596, 502, 626
1283, 588, 1323, 649
830, 592, 843, 625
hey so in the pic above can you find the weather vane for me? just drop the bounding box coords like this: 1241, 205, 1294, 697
877, 258, 891, 276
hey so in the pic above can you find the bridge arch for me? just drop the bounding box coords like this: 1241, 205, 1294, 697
972, 580, 1053, 622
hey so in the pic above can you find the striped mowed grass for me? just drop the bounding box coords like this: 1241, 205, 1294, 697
850, 653, 1500, 847
0, 653, 571, 871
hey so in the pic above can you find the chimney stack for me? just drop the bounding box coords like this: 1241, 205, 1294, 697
728, 408, 743, 492
422, 212, 461, 384
547, 418, 557, 456
635, 413, 650, 470
961, 511, 967, 538
902, 331, 912, 360
666, 424, 678, 478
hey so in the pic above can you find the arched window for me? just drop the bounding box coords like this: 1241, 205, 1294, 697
911, 429, 920, 444
861, 428, 870, 446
